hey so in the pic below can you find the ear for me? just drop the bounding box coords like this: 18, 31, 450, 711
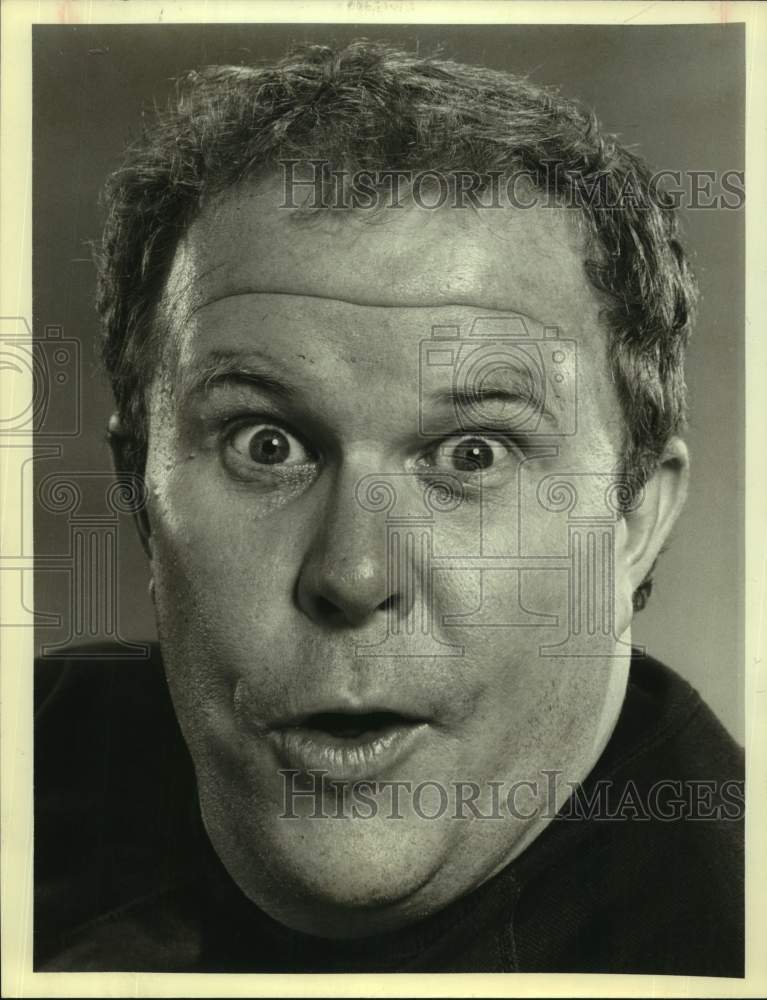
107, 413, 153, 560
617, 437, 690, 604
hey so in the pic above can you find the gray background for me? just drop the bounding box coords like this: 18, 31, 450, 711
33, 23, 745, 740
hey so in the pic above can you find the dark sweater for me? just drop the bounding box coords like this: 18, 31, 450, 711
34, 644, 744, 975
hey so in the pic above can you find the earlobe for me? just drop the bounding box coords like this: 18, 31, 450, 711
107, 413, 153, 560
620, 437, 690, 597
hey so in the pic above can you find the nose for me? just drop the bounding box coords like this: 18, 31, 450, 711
296, 471, 414, 628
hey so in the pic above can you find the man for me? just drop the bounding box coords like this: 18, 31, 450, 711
35, 41, 743, 974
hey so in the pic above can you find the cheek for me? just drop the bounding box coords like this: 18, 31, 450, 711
429, 495, 622, 777
144, 463, 311, 712
148, 457, 304, 603
469, 650, 620, 789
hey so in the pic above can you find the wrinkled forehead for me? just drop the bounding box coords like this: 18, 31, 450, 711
146, 178, 624, 453
157, 176, 605, 333
149, 178, 618, 443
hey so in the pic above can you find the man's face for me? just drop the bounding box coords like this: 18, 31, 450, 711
144, 180, 636, 937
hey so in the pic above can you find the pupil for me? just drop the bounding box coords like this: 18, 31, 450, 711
453, 437, 493, 471
250, 428, 290, 465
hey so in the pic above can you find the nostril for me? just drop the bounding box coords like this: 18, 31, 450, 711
309, 591, 399, 626
315, 595, 344, 620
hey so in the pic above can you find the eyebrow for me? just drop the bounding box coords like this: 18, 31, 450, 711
429, 367, 555, 426
179, 349, 557, 428
181, 350, 299, 401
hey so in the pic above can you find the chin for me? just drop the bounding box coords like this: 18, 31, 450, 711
202, 788, 459, 935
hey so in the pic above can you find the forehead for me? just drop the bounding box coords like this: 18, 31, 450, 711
159, 177, 606, 333
155, 178, 619, 440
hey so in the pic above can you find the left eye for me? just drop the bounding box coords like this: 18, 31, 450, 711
228, 423, 312, 466
425, 434, 516, 473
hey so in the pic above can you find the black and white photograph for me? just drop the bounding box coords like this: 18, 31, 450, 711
2, 2, 764, 995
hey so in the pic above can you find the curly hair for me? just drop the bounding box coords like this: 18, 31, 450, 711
96, 40, 697, 612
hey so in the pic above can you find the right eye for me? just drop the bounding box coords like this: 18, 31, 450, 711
228, 423, 313, 467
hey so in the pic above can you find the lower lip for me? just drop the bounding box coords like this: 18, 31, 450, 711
270, 722, 427, 780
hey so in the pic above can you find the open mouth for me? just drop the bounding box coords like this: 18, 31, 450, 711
293, 711, 417, 740
271, 709, 429, 778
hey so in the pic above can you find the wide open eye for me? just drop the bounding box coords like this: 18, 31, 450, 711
228, 423, 313, 467
426, 433, 518, 474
